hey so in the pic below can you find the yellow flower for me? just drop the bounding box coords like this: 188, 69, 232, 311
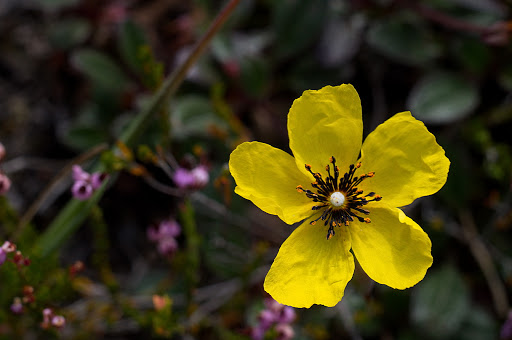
229, 84, 450, 308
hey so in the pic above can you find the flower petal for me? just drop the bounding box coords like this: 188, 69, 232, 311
350, 204, 433, 289
359, 111, 450, 207
288, 84, 363, 178
229, 141, 313, 224
264, 217, 354, 308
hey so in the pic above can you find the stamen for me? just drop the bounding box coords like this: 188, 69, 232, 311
296, 157, 382, 240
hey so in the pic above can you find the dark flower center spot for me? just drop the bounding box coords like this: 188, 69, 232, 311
296, 156, 382, 240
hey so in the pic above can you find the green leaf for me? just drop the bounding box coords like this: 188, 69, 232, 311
411, 265, 471, 338
457, 306, 498, 340
407, 72, 479, 124
48, 18, 91, 49
498, 63, 512, 91
272, 0, 328, 59
240, 57, 270, 98
170, 95, 228, 140
118, 19, 148, 74
366, 18, 441, 66
32, 0, 79, 11
451, 38, 491, 74
71, 49, 130, 92
63, 126, 109, 151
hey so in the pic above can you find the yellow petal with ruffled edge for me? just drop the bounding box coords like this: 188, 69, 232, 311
350, 204, 432, 289
358, 111, 450, 208
288, 84, 363, 179
264, 217, 354, 307
229, 141, 313, 225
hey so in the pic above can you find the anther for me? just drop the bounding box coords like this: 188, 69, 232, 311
296, 158, 381, 238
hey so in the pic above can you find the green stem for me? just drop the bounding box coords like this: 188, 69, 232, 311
120, 0, 241, 148
179, 199, 201, 305
34, 0, 240, 257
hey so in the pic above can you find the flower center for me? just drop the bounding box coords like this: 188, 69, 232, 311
329, 191, 345, 207
296, 156, 382, 240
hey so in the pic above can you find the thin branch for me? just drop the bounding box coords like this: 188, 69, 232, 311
14, 143, 108, 239
459, 209, 509, 318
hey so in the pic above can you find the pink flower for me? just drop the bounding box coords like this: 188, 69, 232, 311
71, 165, 108, 200
0, 142, 5, 162
173, 168, 195, 188
0, 241, 16, 265
252, 298, 296, 340
51, 315, 66, 328
10, 297, 23, 314
72, 180, 93, 200
0, 173, 11, 195
147, 220, 181, 257
275, 323, 294, 340
173, 166, 209, 189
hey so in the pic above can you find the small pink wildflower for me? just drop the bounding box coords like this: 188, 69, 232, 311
0, 142, 5, 162
41, 308, 65, 330
173, 165, 209, 189
147, 220, 181, 257
71, 165, 108, 200
10, 297, 23, 314
0, 173, 11, 195
251, 298, 296, 340
0, 241, 16, 265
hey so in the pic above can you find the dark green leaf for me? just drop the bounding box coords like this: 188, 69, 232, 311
272, 0, 328, 59
411, 265, 471, 338
71, 49, 130, 92
407, 72, 479, 124
118, 19, 148, 74
48, 18, 90, 49
366, 18, 441, 66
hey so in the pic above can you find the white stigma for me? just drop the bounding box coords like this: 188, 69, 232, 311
329, 191, 345, 207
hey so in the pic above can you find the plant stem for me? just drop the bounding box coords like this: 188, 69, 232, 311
34, 0, 241, 257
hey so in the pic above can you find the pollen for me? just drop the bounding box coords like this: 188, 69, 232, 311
297, 156, 382, 240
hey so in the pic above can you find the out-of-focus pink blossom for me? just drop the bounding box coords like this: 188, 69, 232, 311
159, 220, 181, 238
72, 180, 93, 200
71, 165, 108, 200
251, 325, 266, 340
277, 305, 296, 324
147, 219, 181, 257
41, 308, 65, 329
191, 166, 209, 187
0, 241, 16, 265
51, 315, 66, 328
258, 309, 276, 330
275, 323, 295, 340
72, 165, 90, 181
0, 142, 5, 162
173, 168, 195, 188
0, 173, 11, 195
252, 298, 296, 340
157, 237, 178, 255
10, 297, 23, 314
91, 172, 108, 190
173, 166, 209, 189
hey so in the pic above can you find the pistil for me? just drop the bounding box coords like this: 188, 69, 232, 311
297, 156, 382, 240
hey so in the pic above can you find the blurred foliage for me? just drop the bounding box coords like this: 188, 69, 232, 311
0, 0, 512, 339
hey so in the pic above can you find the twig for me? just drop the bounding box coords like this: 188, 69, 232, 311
36, 0, 241, 256
336, 300, 363, 340
191, 192, 288, 243
14, 143, 108, 239
459, 209, 509, 318
141, 174, 183, 197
